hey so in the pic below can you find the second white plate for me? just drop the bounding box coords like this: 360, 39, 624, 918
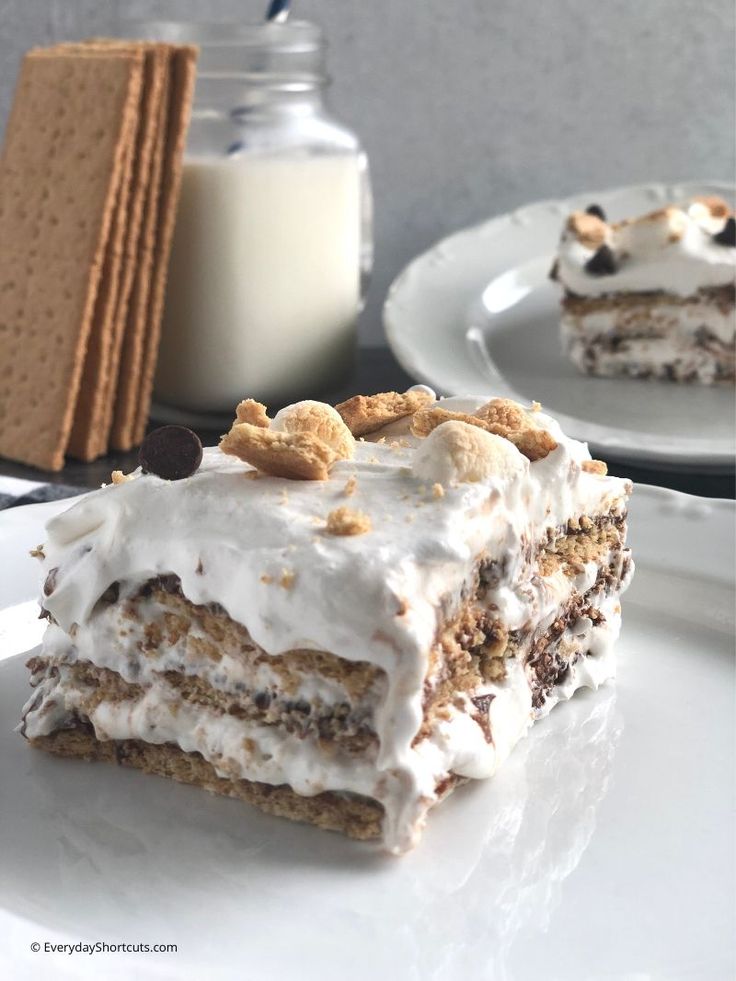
384, 180, 736, 471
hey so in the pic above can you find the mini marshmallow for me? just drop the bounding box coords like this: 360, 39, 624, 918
412, 421, 528, 485
617, 206, 687, 253
688, 198, 730, 236
272, 401, 355, 459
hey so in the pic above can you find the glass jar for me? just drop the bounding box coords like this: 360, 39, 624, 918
140, 20, 372, 412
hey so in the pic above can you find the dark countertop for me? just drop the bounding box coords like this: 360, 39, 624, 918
1, 347, 734, 499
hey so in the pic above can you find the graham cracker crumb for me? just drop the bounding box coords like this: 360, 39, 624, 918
432, 482, 445, 499
531, 401, 542, 413
260, 574, 273, 584
325, 506, 372, 536
336, 389, 435, 436
581, 459, 608, 475
474, 398, 527, 429
221, 422, 338, 480
111, 469, 134, 484
279, 569, 296, 589
29, 545, 45, 559
343, 475, 357, 497
474, 398, 558, 462
235, 399, 270, 428
412, 407, 489, 438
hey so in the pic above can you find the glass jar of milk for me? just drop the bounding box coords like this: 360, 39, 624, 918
151, 21, 372, 411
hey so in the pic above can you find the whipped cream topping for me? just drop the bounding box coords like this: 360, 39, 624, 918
556, 198, 736, 297
24, 395, 632, 851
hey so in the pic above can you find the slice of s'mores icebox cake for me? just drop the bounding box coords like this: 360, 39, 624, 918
551, 197, 736, 383
19, 390, 633, 853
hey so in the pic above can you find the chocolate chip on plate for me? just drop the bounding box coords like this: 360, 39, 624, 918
585, 204, 607, 221
43, 567, 58, 596
139, 426, 203, 481
585, 244, 617, 276
471, 693, 495, 715
713, 216, 736, 247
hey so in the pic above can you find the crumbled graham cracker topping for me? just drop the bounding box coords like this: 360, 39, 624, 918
336, 389, 435, 437
220, 423, 338, 480
412, 398, 557, 463
581, 459, 608, 475
325, 506, 372, 536
235, 399, 270, 428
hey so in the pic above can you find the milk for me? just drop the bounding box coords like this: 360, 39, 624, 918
155, 154, 362, 411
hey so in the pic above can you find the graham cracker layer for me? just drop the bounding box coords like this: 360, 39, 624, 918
112, 576, 384, 702
419, 512, 630, 741
0, 49, 143, 470
562, 283, 735, 315
30, 723, 383, 841
26, 658, 379, 754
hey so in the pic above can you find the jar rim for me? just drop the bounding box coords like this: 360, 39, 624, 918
124, 18, 324, 52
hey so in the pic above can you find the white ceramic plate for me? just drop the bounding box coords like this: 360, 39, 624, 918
384, 181, 736, 472
0, 489, 734, 980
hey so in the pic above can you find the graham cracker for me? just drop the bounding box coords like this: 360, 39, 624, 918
94, 43, 170, 458
0, 49, 143, 471
107, 49, 172, 453
65, 125, 136, 460
46, 41, 141, 462
112, 44, 198, 451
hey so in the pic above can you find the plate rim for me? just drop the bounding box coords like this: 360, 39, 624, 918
383, 178, 736, 472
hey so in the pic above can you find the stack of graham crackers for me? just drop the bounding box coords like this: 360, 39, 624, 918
0, 40, 198, 471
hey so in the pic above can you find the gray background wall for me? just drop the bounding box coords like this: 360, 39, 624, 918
1, 0, 734, 344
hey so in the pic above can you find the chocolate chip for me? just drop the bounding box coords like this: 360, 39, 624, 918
254, 691, 272, 711
139, 426, 203, 481
471, 693, 495, 715
100, 582, 120, 605
713, 216, 735, 247
585, 244, 617, 276
585, 203, 606, 221
548, 259, 559, 282
43, 567, 58, 596
38, 607, 51, 621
